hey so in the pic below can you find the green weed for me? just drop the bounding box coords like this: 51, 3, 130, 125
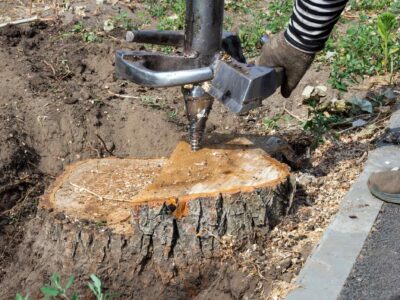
145, 0, 185, 31
88, 274, 113, 300
377, 12, 399, 73
113, 10, 133, 30
225, 0, 254, 13
140, 95, 166, 109
17, 273, 113, 300
264, 0, 293, 33
167, 109, 178, 122
348, 0, 397, 11
238, 11, 268, 57
83, 31, 98, 43
263, 113, 293, 132
69, 22, 99, 43
40, 273, 77, 300
326, 13, 399, 91
237, 0, 292, 57
301, 99, 344, 147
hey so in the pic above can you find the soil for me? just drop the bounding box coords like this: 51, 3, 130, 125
0, 4, 396, 299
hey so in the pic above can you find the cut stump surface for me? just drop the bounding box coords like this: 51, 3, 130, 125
42, 138, 292, 235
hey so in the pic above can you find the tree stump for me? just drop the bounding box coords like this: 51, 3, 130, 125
1, 138, 296, 299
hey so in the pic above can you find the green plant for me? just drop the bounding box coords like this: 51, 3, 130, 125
88, 275, 112, 300
15, 294, 30, 300
17, 273, 114, 300
263, 113, 293, 132
83, 31, 98, 43
323, 6, 399, 90
238, 0, 292, 57
348, 0, 396, 11
225, 0, 253, 13
152, 0, 186, 31
69, 22, 99, 43
327, 15, 387, 90
264, 0, 292, 33
112, 10, 150, 31
263, 113, 283, 131
301, 100, 343, 148
377, 12, 399, 72
40, 273, 77, 300
167, 109, 178, 122
113, 10, 133, 30
140, 95, 166, 109
238, 11, 268, 57
71, 22, 84, 33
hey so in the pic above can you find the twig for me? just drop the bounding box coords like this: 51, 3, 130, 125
42, 60, 56, 76
0, 16, 38, 28
108, 91, 140, 99
96, 133, 114, 156
69, 182, 132, 203
284, 108, 305, 122
0, 177, 34, 194
0, 186, 36, 217
355, 151, 368, 165
87, 143, 101, 158
337, 112, 390, 134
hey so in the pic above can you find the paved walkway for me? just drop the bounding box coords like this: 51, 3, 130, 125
287, 107, 400, 300
339, 203, 400, 299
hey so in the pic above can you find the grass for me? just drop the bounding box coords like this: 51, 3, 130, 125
236, 0, 292, 57
348, 0, 399, 11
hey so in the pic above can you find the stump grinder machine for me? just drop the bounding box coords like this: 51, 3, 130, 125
115, 0, 283, 151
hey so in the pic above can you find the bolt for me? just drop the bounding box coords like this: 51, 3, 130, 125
126, 31, 135, 42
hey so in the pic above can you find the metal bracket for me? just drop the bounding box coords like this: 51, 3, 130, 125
115, 51, 213, 88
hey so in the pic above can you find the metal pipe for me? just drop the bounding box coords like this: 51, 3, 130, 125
126, 30, 184, 47
184, 0, 225, 66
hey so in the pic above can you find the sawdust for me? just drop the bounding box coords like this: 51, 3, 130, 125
266, 126, 386, 299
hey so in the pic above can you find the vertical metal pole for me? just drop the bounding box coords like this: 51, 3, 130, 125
183, 0, 224, 151
184, 0, 225, 66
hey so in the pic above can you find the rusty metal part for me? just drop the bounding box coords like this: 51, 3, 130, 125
183, 85, 214, 151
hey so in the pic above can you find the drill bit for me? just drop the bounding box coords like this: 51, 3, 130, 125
183, 85, 214, 151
